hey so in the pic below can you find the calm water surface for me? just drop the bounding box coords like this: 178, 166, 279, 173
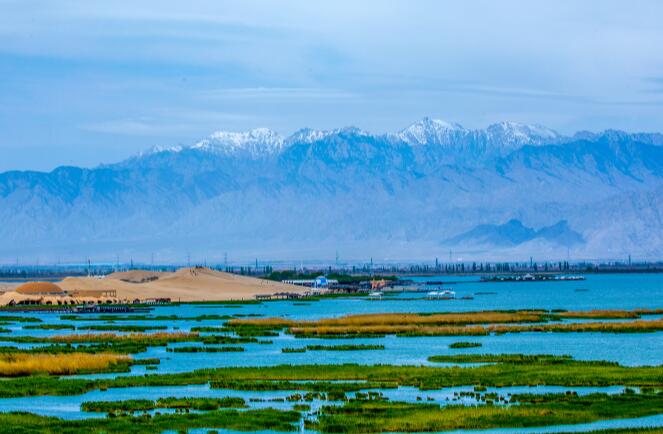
1, 273, 662, 431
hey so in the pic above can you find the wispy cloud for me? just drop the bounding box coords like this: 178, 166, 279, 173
202, 87, 359, 101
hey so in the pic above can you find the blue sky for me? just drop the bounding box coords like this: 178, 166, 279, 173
1, 0, 663, 171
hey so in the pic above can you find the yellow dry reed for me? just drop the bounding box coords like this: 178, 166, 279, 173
49, 331, 197, 343
0, 353, 130, 376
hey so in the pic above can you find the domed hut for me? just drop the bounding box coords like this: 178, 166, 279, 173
15, 282, 66, 296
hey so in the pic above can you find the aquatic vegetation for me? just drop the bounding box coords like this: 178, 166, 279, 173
489, 318, 663, 334
0, 315, 42, 323
59, 314, 234, 322
81, 399, 154, 413
282, 345, 384, 353
77, 325, 168, 332
22, 324, 75, 330
167, 346, 245, 353
229, 309, 663, 337
81, 396, 247, 412
209, 379, 398, 393
47, 331, 197, 344
427, 354, 583, 364
231, 311, 547, 329
156, 396, 247, 410
0, 353, 132, 376
312, 392, 663, 433
294, 324, 490, 337
307, 345, 385, 351
190, 325, 279, 337
449, 341, 482, 348
0, 408, 299, 432
281, 347, 306, 353
0, 331, 258, 347
198, 335, 261, 344
1, 356, 662, 398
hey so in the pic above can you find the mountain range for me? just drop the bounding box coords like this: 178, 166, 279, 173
2, 117, 663, 263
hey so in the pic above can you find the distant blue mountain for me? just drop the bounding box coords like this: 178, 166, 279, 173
1, 118, 662, 262
445, 219, 584, 247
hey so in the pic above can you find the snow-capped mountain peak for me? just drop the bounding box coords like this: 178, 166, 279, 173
397, 117, 465, 145
486, 121, 560, 144
192, 128, 285, 156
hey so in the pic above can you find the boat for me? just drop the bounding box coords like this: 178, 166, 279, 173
368, 291, 383, 298
426, 289, 456, 300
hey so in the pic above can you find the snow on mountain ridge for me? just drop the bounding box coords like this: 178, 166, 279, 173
193, 128, 285, 156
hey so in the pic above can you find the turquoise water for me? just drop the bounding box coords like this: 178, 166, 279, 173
1, 273, 663, 432
0, 384, 630, 420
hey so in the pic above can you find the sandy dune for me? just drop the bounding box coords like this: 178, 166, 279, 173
58, 267, 305, 302
106, 269, 168, 283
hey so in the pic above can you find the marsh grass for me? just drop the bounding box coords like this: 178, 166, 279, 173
449, 342, 482, 349
1, 354, 662, 398
230, 309, 663, 337
0, 408, 299, 433
167, 346, 245, 353
59, 314, 234, 322
77, 325, 167, 332
489, 319, 663, 334
313, 392, 663, 433
22, 324, 75, 330
81, 396, 247, 413
281, 345, 384, 353
0, 316, 41, 323
0, 353, 132, 376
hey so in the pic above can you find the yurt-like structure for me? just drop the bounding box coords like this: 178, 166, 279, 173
15, 281, 66, 296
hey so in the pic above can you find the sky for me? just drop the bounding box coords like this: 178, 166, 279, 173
1, 0, 663, 172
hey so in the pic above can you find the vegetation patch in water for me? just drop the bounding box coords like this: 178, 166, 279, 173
0, 352, 134, 376
77, 325, 168, 332
229, 309, 663, 337
311, 391, 663, 433
82, 396, 247, 413
167, 346, 245, 353
449, 341, 482, 349
0, 408, 298, 432
281, 344, 385, 353
0, 316, 41, 323
0, 355, 662, 397
59, 314, 234, 322
22, 324, 75, 330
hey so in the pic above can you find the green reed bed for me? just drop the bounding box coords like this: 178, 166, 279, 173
311, 391, 663, 433
77, 325, 168, 332
209, 380, 398, 395
22, 324, 75, 330
0, 408, 299, 434
81, 396, 247, 413
59, 314, 234, 322
449, 342, 482, 348
0, 342, 150, 355
229, 309, 663, 338
189, 325, 280, 337
167, 346, 245, 353
0, 315, 42, 323
0, 331, 259, 347
0, 355, 662, 398
282, 345, 385, 353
